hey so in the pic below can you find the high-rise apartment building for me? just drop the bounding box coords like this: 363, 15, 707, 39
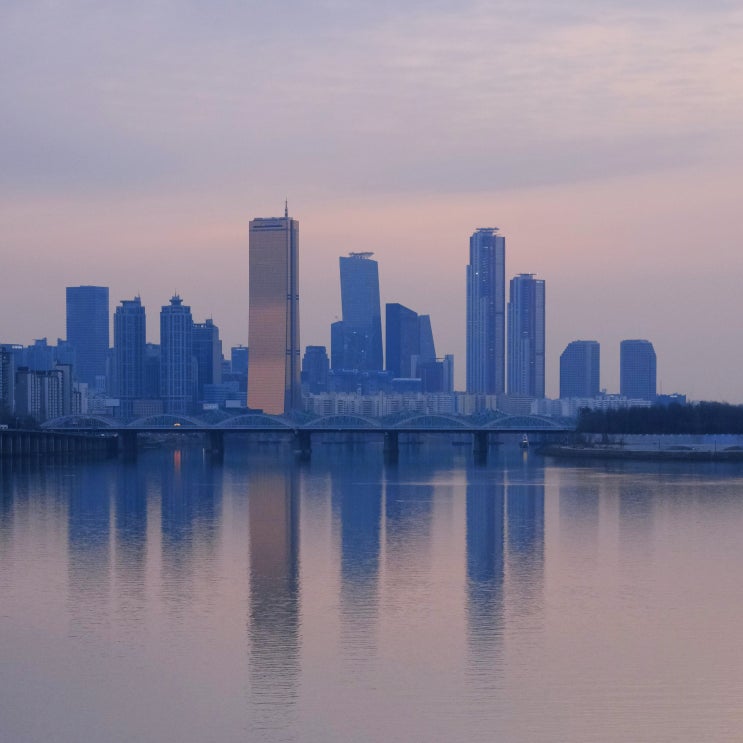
160, 295, 193, 415
620, 339, 656, 400
114, 297, 146, 419
332, 253, 383, 372
507, 274, 545, 398
0, 347, 15, 416
248, 211, 300, 414
560, 340, 600, 399
467, 228, 505, 394
66, 286, 109, 389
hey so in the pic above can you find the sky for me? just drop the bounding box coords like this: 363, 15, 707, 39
1, 0, 742, 400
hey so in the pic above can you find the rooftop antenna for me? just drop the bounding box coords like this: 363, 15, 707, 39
284, 199, 288, 218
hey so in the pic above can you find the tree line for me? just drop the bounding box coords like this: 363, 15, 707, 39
577, 402, 743, 435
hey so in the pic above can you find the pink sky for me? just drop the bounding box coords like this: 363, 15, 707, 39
1, 1, 742, 399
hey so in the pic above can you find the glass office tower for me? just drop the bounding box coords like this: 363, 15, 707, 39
114, 296, 146, 419
466, 228, 505, 395
333, 252, 383, 371
248, 211, 300, 414
620, 339, 657, 400
560, 340, 600, 399
66, 285, 109, 388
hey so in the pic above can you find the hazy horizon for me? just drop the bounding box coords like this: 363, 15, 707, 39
2, 1, 742, 400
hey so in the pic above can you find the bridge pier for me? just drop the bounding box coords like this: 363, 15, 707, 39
206, 430, 225, 460
293, 430, 312, 459
383, 431, 399, 462
119, 430, 139, 458
473, 431, 489, 463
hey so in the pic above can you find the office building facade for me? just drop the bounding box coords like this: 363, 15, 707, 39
302, 345, 330, 394
467, 228, 505, 394
507, 274, 546, 398
66, 286, 109, 389
193, 319, 222, 405
332, 253, 383, 371
248, 212, 300, 414
160, 295, 193, 415
114, 297, 146, 419
620, 339, 657, 400
386, 303, 420, 378
560, 340, 600, 399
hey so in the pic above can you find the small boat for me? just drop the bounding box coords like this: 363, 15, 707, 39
520, 434, 529, 449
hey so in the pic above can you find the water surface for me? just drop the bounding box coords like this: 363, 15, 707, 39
1, 442, 743, 742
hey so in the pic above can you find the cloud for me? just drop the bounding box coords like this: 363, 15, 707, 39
0, 0, 741, 198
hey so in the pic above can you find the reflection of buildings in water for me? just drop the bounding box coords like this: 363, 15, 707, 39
159, 449, 222, 615
114, 461, 147, 623
618, 477, 655, 564
558, 472, 600, 555
67, 464, 112, 634
384, 477, 435, 610
466, 469, 505, 657
505, 461, 545, 615
247, 463, 300, 729
331, 456, 382, 656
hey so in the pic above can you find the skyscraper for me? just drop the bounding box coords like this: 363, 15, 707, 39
620, 339, 657, 400
301, 345, 329, 394
114, 296, 146, 419
66, 285, 109, 389
160, 295, 193, 415
331, 253, 384, 372
467, 228, 505, 394
560, 340, 600, 399
385, 303, 419, 378
248, 210, 300, 414
193, 319, 222, 404
507, 274, 546, 398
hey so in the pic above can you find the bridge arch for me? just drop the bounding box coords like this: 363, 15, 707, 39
486, 415, 564, 430
306, 414, 380, 429
42, 415, 118, 429
392, 414, 469, 430
216, 414, 294, 429
127, 414, 205, 428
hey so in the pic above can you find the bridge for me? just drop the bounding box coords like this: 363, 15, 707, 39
40, 411, 573, 460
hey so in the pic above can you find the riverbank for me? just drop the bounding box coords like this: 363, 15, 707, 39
543, 444, 743, 462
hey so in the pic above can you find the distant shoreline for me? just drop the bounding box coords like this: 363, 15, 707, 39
542, 445, 743, 462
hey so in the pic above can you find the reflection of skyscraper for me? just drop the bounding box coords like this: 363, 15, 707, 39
114, 297, 146, 419
66, 285, 109, 388
466, 470, 505, 653
160, 449, 221, 615
507, 273, 545, 398
248, 211, 300, 414
467, 228, 505, 395
114, 462, 147, 621
329, 453, 383, 660
620, 339, 656, 400
67, 466, 111, 633
560, 340, 600, 399
332, 253, 383, 371
506, 462, 545, 614
160, 295, 193, 415
248, 462, 300, 733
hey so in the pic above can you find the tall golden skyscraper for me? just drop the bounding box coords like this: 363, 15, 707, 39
248, 208, 301, 414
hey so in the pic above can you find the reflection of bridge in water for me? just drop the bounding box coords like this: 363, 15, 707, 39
42, 411, 574, 460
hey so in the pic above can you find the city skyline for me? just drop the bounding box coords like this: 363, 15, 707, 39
2, 2, 742, 401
